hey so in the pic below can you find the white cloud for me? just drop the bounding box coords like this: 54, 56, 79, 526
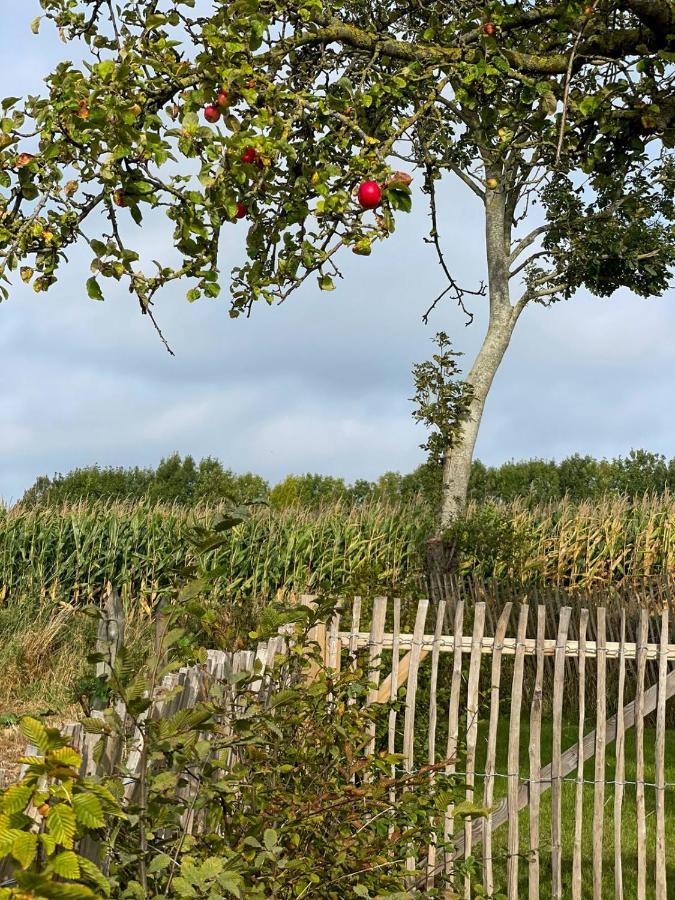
1, 11, 674, 502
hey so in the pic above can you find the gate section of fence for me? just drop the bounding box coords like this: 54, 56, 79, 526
320, 595, 674, 899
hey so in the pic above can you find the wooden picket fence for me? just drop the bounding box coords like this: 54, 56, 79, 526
6, 589, 675, 898
313, 594, 675, 899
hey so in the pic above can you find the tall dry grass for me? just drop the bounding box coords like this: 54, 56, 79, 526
450, 493, 675, 586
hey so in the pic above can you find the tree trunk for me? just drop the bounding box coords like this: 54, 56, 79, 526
439, 181, 522, 531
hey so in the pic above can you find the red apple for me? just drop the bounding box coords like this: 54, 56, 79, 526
484, 22, 497, 36
357, 180, 382, 210
204, 104, 221, 124
235, 202, 247, 220
217, 89, 229, 109
240, 146, 258, 164
113, 189, 127, 207
583, 5, 594, 15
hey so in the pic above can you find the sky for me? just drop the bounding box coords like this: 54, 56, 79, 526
1, 6, 675, 503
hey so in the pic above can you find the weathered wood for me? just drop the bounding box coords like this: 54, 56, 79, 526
377, 648, 430, 704
507, 604, 529, 898
550, 606, 571, 900
485, 602, 513, 897
347, 596, 362, 708
388, 597, 401, 836
426, 600, 446, 890
635, 609, 648, 900
366, 596, 388, 757
655, 607, 668, 899
572, 609, 589, 900
326, 608, 342, 671
403, 598, 429, 775
528, 605, 546, 900
592, 608, 607, 900
453, 610, 675, 861
613, 610, 626, 900
444, 600, 465, 888
464, 602, 486, 896
403, 598, 429, 873
348, 596, 362, 668
341, 631, 675, 660
95, 584, 125, 693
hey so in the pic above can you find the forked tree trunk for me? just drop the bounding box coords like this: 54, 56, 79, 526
439, 183, 523, 531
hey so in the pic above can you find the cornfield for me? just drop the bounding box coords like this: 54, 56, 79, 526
0, 499, 430, 612
1, 494, 675, 616
450, 494, 675, 586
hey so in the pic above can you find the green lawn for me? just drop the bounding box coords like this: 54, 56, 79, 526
460, 719, 675, 898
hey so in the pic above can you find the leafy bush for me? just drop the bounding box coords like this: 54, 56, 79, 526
0, 513, 477, 898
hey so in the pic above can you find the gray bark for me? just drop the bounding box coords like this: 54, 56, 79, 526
439, 181, 524, 529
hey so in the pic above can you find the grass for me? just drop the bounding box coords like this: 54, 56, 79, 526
463, 719, 675, 898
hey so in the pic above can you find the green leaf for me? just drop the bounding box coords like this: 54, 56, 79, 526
31, 16, 41, 34
20, 716, 49, 752
2, 783, 33, 814
51, 850, 81, 879
86, 277, 103, 301
11, 831, 38, 869
172, 878, 197, 897
51, 746, 83, 769
263, 828, 278, 851
73, 792, 105, 829
317, 274, 335, 291
147, 852, 171, 874
217, 872, 243, 898
78, 855, 112, 896
48, 803, 77, 848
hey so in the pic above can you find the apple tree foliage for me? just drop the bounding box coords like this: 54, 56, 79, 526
0, 0, 672, 324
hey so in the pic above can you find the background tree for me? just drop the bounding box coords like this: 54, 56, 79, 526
1, 0, 674, 532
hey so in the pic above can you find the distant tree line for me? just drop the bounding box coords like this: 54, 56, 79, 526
19, 449, 675, 510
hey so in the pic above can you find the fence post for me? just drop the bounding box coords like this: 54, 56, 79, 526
507, 604, 529, 898
94, 584, 125, 700
635, 609, 648, 900
528, 605, 546, 900
485, 602, 513, 897
613, 610, 626, 900
592, 608, 607, 899
444, 601, 465, 890
464, 602, 486, 898
654, 606, 668, 899
572, 609, 589, 900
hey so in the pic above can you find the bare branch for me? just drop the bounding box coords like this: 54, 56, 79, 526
509, 225, 551, 265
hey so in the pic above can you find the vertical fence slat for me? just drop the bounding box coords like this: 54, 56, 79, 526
388, 597, 401, 835
403, 597, 429, 873
366, 596, 388, 757
426, 600, 446, 889
464, 602, 486, 896
572, 609, 589, 900
528, 604, 546, 900
484, 601, 513, 897
507, 603, 529, 899
613, 609, 626, 900
444, 600, 465, 888
551, 606, 572, 900
348, 595, 362, 670
326, 607, 342, 671
635, 608, 648, 900
592, 607, 607, 900
655, 606, 669, 899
